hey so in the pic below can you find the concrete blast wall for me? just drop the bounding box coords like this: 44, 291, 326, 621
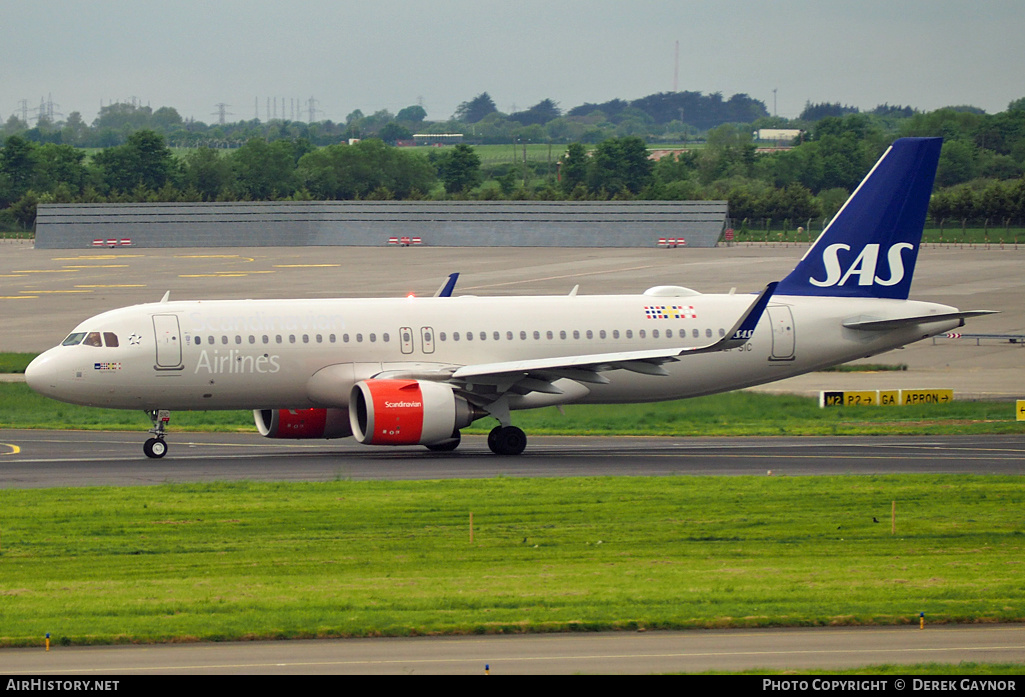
34, 201, 728, 249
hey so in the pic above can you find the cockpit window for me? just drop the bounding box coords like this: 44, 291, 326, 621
62, 332, 86, 346
83, 332, 103, 347
103, 332, 119, 347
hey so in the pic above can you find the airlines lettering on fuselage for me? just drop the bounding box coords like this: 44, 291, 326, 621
194, 349, 281, 374
809, 243, 913, 288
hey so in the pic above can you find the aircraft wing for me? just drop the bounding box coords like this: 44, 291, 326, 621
375, 283, 777, 398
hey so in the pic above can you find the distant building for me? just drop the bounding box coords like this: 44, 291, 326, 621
412, 133, 464, 146
753, 129, 803, 146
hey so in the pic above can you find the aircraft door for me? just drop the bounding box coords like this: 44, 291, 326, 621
767, 305, 795, 361
420, 326, 435, 354
152, 314, 184, 369
399, 327, 414, 354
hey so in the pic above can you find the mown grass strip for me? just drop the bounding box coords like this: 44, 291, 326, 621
0, 475, 1021, 646
0, 383, 1020, 436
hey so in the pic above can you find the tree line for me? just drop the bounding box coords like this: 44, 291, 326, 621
3, 97, 1025, 232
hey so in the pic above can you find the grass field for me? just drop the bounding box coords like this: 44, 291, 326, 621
0, 474, 1021, 646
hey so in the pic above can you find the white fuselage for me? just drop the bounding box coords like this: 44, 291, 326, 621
26, 291, 963, 412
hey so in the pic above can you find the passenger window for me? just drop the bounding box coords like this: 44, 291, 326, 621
506, 331, 513, 340
626, 330, 633, 339
533, 331, 540, 340
103, 332, 119, 347
466, 332, 472, 341
613, 330, 620, 339
546, 331, 553, 340
520, 331, 527, 340
559, 330, 567, 340
639, 330, 646, 339
599, 330, 606, 339
494, 331, 500, 341
585, 330, 592, 340
249, 335, 256, 344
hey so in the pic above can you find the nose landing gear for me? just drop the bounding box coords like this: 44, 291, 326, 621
144, 409, 171, 459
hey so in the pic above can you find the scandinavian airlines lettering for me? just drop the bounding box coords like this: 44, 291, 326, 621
810, 243, 913, 288
384, 400, 422, 409
188, 311, 345, 333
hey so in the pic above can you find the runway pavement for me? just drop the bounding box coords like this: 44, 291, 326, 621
1, 430, 1023, 489
1, 624, 1023, 675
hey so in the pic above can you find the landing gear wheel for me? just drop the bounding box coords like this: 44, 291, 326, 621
488, 426, 526, 456
426, 433, 461, 452
143, 437, 167, 459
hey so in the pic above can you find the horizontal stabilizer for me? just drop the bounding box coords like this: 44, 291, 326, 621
843, 310, 998, 331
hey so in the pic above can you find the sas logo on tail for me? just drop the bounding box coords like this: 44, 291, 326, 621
810, 243, 914, 288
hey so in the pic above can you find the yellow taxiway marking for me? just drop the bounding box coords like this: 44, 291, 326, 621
62, 264, 130, 269
0, 443, 21, 456
178, 271, 274, 278
52, 255, 145, 260
12, 269, 78, 274
0, 296, 37, 300
273, 264, 341, 268
20, 290, 92, 294
179, 274, 249, 278
75, 284, 147, 288
174, 255, 255, 262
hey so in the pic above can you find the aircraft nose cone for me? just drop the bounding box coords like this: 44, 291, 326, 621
25, 351, 58, 396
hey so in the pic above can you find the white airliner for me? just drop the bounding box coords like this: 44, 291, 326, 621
26, 137, 993, 458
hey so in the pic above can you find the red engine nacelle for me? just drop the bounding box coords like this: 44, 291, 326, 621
349, 379, 480, 445
254, 408, 352, 439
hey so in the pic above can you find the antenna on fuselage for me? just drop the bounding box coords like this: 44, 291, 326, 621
159, 291, 170, 303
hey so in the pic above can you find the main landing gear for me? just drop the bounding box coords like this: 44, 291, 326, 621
144, 409, 170, 459
423, 426, 528, 455
488, 425, 527, 456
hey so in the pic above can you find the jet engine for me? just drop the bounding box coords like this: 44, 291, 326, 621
254, 407, 353, 439
349, 379, 481, 445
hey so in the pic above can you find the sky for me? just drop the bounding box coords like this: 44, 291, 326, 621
7, 0, 1024, 126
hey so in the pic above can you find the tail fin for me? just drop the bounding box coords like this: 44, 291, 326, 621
776, 137, 942, 299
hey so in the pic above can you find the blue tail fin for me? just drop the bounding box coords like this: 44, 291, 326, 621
776, 137, 942, 299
